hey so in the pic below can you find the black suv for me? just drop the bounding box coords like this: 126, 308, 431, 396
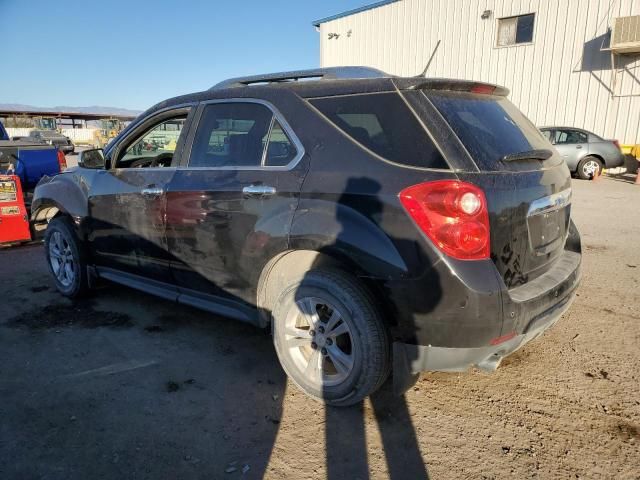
32, 67, 581, 406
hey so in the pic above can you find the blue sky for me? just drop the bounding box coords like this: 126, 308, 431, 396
0, 0, 368, 110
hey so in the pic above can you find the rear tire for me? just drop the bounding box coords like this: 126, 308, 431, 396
577, 156, 603, 180
272, 268, 390, 407
44, 216, 90, 298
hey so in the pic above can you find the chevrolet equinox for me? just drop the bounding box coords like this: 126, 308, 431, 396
32, 67, 582, 406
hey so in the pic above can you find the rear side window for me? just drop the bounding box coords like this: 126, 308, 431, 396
310, 93, 448, 169
189, 102, 298, 168
426, 91, 549, 171
554, 129, 587, 144
266, 120, 297, 166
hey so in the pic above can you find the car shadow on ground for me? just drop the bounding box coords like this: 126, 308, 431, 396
605, 173, 639, 185
2, 279, 430, 479
1, 274, 286, 479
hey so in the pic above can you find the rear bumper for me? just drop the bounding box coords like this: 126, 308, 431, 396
605, 152, 625, 168
393, 286, 576, 375
391, 231, 581, 388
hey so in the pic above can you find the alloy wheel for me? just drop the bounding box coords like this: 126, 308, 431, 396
583, 159, 600, 178
49, 231, 75, 287
283, 296, 355, 388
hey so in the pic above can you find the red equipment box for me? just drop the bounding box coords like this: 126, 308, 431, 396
0, 175, 31, 244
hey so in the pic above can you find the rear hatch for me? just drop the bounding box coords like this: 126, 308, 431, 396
401, 84, 572, 289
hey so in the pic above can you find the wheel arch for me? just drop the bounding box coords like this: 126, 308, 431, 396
585, 153, 604, 165
31, 177, 89, 238
256, 201, 411, 329
31, 198, 85, 238
257, 249, 397, 330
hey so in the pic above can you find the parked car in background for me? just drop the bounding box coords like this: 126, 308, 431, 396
540, 127, 624, 179
32, 68, 581, 406
27, 130, 75, 154
0, 120, 67, 191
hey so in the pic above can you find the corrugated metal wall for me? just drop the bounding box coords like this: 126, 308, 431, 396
319, 0, 640, 144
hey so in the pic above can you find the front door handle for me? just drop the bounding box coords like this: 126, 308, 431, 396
242, 185, 276, 198
141, 186, 163, 198
576, 145, 583, 149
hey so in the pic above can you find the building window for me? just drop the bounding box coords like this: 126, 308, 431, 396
497, 13, 535, 46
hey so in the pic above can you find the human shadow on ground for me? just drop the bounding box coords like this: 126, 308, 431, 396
291, 177, 441, 479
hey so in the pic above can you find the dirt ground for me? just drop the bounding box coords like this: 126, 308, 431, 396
1, 175, 638, 480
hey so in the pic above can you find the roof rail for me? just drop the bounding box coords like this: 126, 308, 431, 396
211, 66, 390, 89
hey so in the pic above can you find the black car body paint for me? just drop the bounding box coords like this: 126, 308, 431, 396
32, 70, 581, 388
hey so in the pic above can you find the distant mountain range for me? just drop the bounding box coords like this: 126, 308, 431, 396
0, 103, 142, 116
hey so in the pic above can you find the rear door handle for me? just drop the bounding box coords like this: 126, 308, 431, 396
576, 145, 583, 149
242, 185, 276, 197
141, 186, 164, 198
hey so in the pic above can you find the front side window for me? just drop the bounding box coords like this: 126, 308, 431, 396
497, 13, 535, 46
189, 102, 297, 168
117, 115, 187, 168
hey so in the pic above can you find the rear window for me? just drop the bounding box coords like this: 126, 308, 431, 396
426, 91, 549, 170
310, 92, 448, 169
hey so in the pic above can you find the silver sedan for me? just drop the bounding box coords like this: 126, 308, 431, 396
540, 127, 625, 179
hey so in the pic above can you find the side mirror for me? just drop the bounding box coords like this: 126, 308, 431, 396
79, 148, 106, 169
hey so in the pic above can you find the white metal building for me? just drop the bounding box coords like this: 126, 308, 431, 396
314, 0, 640, 145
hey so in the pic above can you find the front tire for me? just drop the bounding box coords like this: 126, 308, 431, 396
577, 156, 603, 180
44, 216, 89, 298
272, 268, 390, 406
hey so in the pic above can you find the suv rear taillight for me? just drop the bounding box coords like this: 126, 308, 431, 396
612, 139, 621, 151
57, 149, 67, 171
399, 180, 490, 260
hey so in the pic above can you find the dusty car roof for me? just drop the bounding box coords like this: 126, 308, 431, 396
139, 67, 506, 125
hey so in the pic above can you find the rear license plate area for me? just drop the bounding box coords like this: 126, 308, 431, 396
527, 207, 569, 255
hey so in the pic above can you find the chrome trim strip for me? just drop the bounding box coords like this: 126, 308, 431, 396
261, 116, 276, 167
527, 188, 572, 217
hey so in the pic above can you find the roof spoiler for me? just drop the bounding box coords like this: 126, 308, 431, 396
396, 77, 509, 96
211, 66, 391, 89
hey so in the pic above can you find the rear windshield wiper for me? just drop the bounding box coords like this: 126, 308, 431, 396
501, 149, 553, 162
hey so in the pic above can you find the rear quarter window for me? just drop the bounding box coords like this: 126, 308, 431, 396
310, 92, 448, 169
